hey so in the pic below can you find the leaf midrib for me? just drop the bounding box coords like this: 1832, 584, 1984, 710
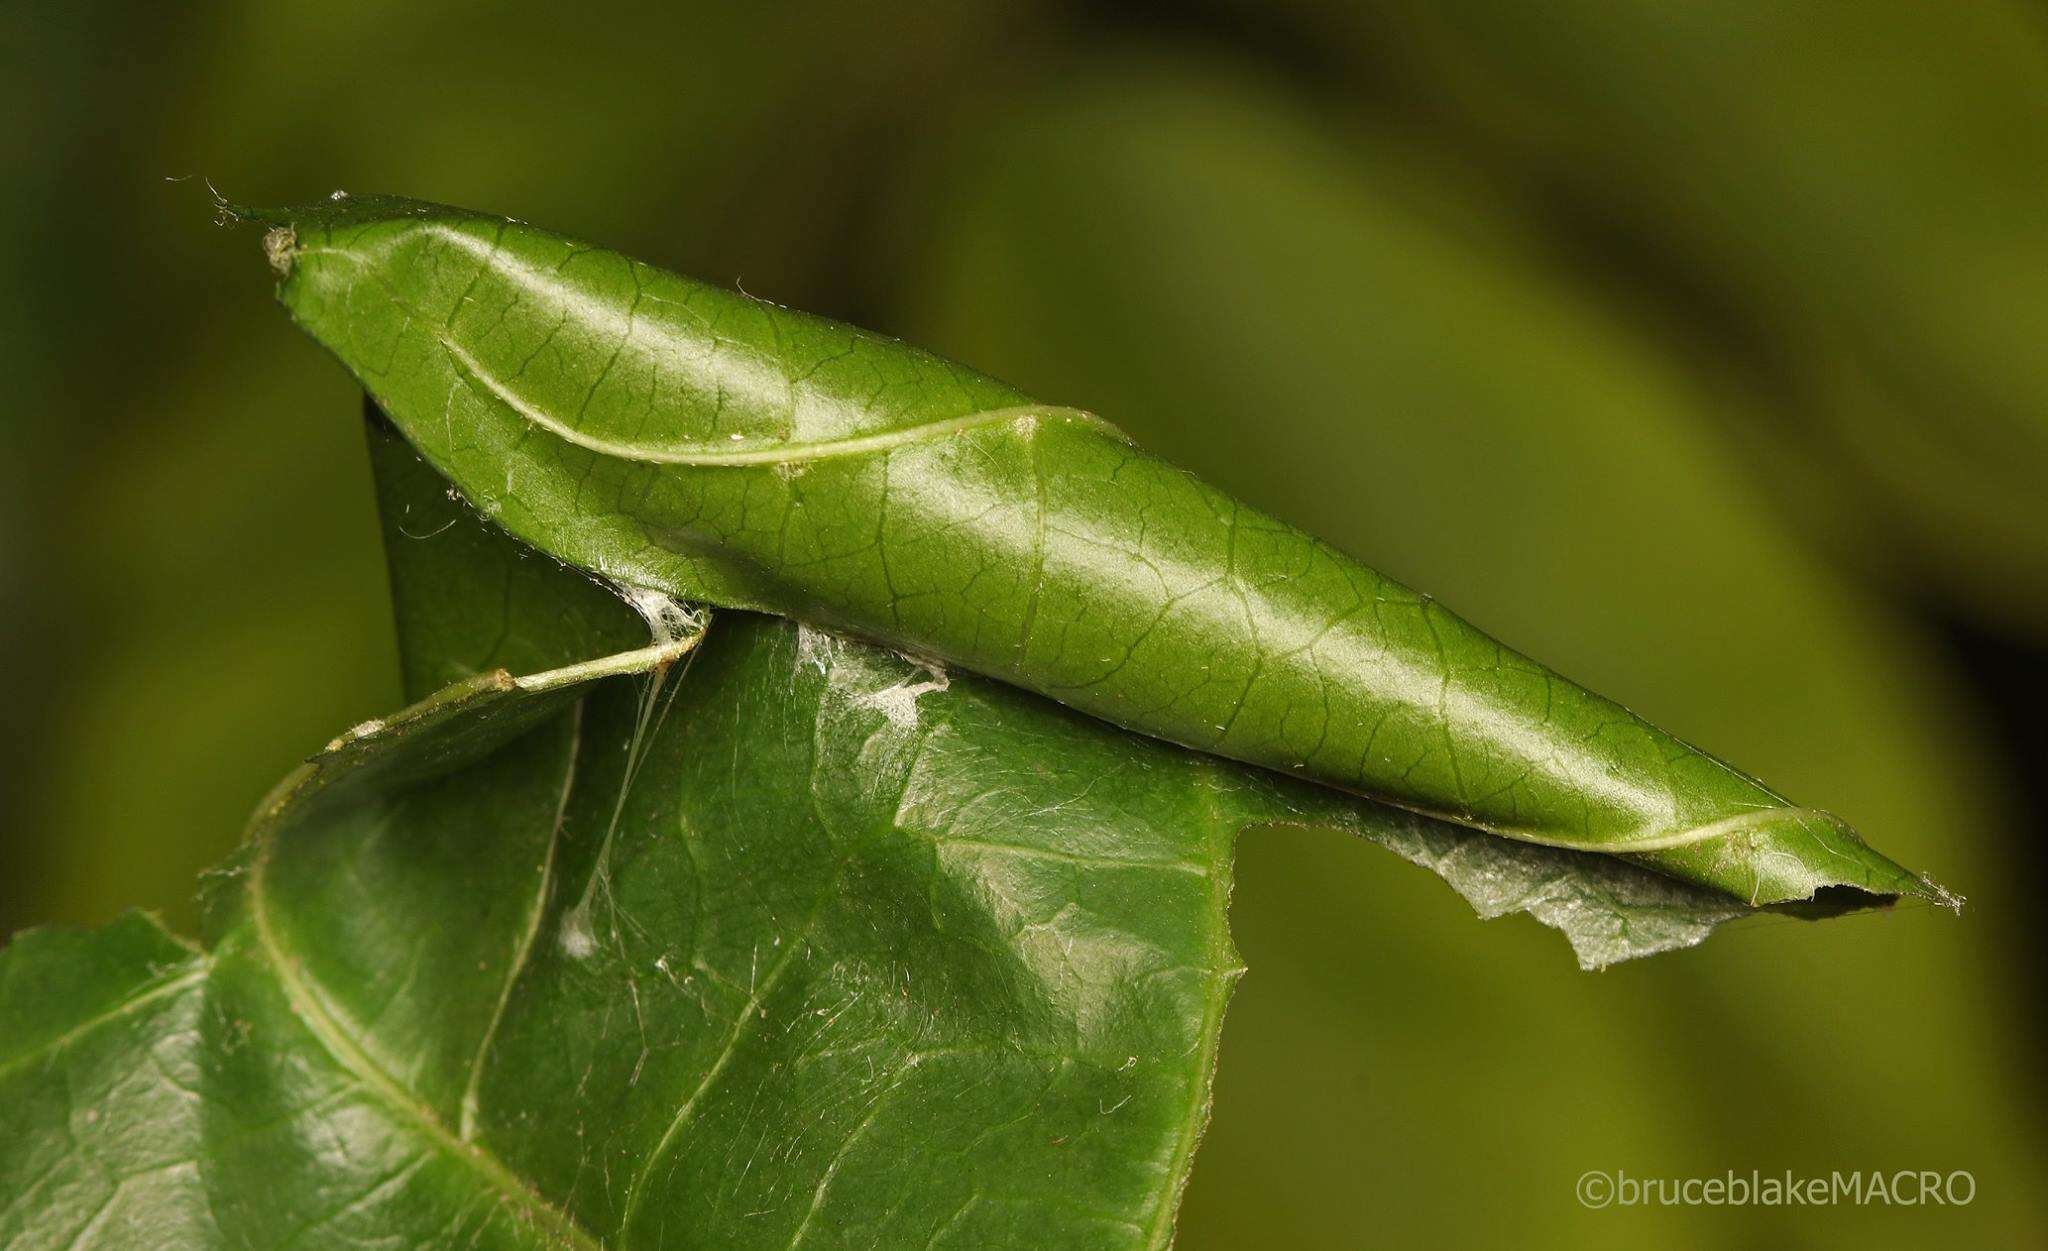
246, 829, 605, 1251
296, 239, 1125, 465
459, 701, 584, 1142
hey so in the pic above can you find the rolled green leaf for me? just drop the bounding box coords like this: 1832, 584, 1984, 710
247, 194, 1946, 909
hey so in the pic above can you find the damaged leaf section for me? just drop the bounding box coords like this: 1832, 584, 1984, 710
0, 615, 1756, 1251
249, 194, 1946, 908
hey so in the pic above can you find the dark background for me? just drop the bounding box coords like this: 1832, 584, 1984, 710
4, 1, 2045, 1243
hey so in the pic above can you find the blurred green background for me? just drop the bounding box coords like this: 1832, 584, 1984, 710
5, 1, 2046, 1244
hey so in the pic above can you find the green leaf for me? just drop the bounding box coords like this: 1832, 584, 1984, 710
0, 419, 1760, 1248
882, 58, 2047, 1246
246, 194, 1945, 910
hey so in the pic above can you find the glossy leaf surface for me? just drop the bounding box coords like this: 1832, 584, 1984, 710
0, 422, 1758, 1249
889, 58, 2047, 1246
249, 195, 1942, 909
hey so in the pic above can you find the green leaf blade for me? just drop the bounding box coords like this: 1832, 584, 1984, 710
0, 420, 1789, 1247
257, 195, 1942, 908
0, 914, 217, 1249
